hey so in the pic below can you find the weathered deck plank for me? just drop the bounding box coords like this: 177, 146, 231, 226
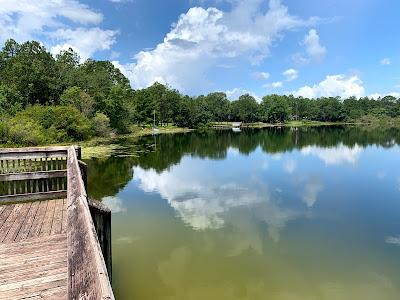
0, 146, 114, 299
2, 202, 32, 243
15, 201, 40, 242
0, 200, 68, 299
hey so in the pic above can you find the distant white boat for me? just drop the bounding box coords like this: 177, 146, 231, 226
232, 127, 241, 132
232, 122, 242, 128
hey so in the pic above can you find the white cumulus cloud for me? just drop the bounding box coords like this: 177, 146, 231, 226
293, 74, 365, 99
292, 28, 326, 65
283, 68, 298, 81
0, 0, 117, 61
304, 29, 326, 62
369, 92, 400, 99
50, 27, 117, 61
113, 0, 317, 94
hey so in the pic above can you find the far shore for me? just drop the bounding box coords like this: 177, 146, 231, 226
1, 120, 398, 149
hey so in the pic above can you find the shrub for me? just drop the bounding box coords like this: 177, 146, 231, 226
92, 112, 111, 137
49, 106, 92, 141
7, 116, 46, 145
14, 105, 93, 143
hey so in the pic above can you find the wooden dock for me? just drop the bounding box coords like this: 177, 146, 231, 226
0, 147, 114, 299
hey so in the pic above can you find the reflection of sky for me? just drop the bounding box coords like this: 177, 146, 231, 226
108, 141, 400, 299
133, 157, 302, 242
102, 195, 126, 213
301, 143, 362, 165
130, 143, 400, 245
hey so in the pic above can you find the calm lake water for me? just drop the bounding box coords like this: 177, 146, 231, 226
85, 126, 400, 300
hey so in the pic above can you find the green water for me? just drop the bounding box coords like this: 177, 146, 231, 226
85, 126, 400, 300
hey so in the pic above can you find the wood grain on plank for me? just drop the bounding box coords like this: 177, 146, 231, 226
39, 199, 56, 237
51, 198, 64, 235
27, 201, 48, 239
14, 201, 40, 242
0, 232, 67, 299
0, 204, 24, 242
2, 202, 32, 243
0, 205, 15, 230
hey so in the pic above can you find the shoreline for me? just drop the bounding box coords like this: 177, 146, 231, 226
1, 121, 398, 149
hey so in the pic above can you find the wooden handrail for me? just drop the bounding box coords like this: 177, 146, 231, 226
0, 146, 69, 160
67, 146, 114, 299
0, 170, 67, 181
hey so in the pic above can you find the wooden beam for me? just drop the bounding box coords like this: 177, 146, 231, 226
0, 191, 67, 204
0, 170, 67, 181
0, 151, 68, 160
0, 146, 70, 153
67, 146, 114, 300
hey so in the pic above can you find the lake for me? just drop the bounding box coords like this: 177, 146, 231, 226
85, 126, 400, 300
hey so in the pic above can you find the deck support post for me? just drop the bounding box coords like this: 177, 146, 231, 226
75, 146, 82, 160
78, 160, 88, 190
88, 198, 112, 280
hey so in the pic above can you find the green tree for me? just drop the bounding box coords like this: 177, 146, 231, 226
0, 84, 25, 115
204, 92, 230, 122
231, 94, 260, 122
104, 85, 134, 133
261, 94, 290, 123
55, 48, 80, 91
60, 86, 95, 117
0, 40, 61, 104
316, 97, 345, 121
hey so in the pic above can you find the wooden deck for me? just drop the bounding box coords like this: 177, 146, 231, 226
0, 146, 114, 300
0, 199, 67, 299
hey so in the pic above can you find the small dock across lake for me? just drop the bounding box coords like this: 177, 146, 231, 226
0, 146, 114, 299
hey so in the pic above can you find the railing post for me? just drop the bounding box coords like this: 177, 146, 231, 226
78, 160, 88, 191
75, 146, 82, 160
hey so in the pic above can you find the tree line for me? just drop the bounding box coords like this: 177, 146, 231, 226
0, 39, 399, 145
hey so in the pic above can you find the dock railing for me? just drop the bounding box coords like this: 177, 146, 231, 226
0, 146, 114, 300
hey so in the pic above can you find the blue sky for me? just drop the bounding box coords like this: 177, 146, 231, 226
1, 0, 399, 99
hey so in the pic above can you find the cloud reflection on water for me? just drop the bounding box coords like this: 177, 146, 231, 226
133, 163, 301, 242
301, 143, 362, 165
102, 195, 127, 213
302, 176, 323, 208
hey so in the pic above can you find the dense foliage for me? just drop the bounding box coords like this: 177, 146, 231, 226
0, 39, 399, 145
